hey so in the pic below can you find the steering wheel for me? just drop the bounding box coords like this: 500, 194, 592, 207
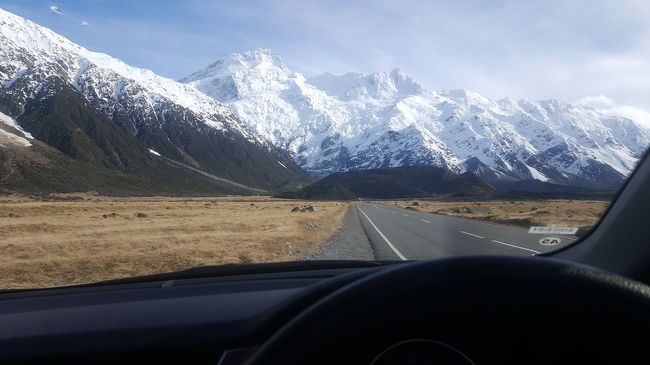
247, 256, 650, 364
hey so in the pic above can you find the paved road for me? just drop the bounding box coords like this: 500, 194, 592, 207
356, 203, 578, 261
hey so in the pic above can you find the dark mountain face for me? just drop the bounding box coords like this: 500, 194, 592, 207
17, 76, 151, 171
0, 9, 310, 194
311, 166, 496, 199
274, 183, 357, 201
0, 124, 264, 196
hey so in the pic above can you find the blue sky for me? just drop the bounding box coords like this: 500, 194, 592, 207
2, 0, 649, 123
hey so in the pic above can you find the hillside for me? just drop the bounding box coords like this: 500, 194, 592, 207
0, 116, 266, 196
305, 166, 496, 199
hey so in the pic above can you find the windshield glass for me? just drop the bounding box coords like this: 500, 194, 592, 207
1, 1, 649, 289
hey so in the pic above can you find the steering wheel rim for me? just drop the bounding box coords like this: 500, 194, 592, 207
246, 256, 650, 364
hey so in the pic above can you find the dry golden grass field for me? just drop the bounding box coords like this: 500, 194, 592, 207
0, 195, 348, 289
0, 194, 612, 290
383, 199, 609, 231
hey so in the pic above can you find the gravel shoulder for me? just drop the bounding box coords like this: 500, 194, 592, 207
309, 205, 376, 261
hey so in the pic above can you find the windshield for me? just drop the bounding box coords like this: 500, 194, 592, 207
1, 1, 649, 289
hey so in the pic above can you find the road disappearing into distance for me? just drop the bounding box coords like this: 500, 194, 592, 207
356, 203, 577, 260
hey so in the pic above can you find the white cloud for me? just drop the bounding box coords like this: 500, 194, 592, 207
49, 6, 62, 15
577, 95, 650, 128
80, 21, 89, 26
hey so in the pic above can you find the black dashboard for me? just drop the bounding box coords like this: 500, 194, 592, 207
2, 256, 650, 365
0, 263, 384, 364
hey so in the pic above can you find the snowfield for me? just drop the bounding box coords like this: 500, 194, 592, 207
0, 111, 31, 147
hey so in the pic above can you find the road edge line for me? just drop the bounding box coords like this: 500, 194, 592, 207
460, 230, 485, 239
490, 239, 540, 254
357, 205, 407, 261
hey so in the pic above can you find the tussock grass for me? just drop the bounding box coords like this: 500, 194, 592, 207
0, 195, 348, 289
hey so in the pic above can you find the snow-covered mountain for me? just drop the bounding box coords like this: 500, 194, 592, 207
182, 49, 650, 189
0, 9, 307, 191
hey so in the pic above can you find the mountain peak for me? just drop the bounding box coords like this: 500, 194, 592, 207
386, 67, 421, 92
388, 67, 411, 82
225, 48, 288, 73
437, 88, 493, 107
0, 7, 74, 55
306, 68, 422, 101
238, 48, 283, 63
180, 48, 289, 84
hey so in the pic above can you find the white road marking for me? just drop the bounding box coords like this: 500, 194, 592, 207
460, 231, 484, 239
357, 206, 407, 261
402, 214, 409, 217
420, 219, 431, 223
490, 240, 540, 254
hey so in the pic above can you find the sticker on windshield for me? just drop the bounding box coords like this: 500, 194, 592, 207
539, 237, 562, 246
528, 226, 578, 235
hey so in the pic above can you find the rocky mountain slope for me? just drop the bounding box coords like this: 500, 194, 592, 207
182, 49, 650, 190
0, 9, 309, 194
0, 111, 266, 195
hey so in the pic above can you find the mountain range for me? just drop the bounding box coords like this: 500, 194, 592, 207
1, 8, 648, 195
181, 49, 650, 190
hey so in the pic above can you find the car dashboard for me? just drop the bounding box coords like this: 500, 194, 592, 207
0, 264, 383, 364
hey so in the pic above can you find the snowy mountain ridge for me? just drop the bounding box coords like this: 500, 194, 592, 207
182, 48, 650, 189
0, 9, 307, 191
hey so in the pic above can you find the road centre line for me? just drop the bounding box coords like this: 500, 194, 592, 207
371, 204, 544, 256
357, 206, 407, 261
460, 231, 484, 239
490, 240, 541, 254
